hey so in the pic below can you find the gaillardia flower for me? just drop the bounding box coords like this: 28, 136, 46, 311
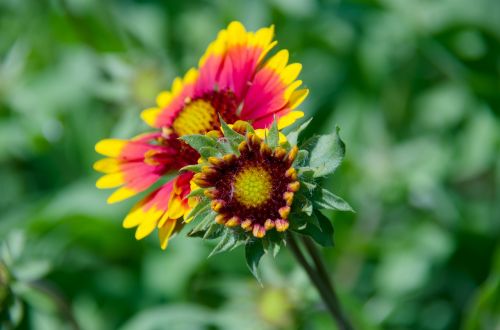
192, 132, 300, 238
181, 119, 352, 277
94, 21, 308, 249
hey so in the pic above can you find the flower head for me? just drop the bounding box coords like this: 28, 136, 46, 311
193, 132, 300, 238
94, 21, 308, 249
181, 118, 352, 280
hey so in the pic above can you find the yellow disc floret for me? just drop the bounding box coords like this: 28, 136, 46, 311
233, 166, 272, 208
173, 99, 216, 136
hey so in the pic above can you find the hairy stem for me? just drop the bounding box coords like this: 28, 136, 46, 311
301, 236, 353, 330
287, 233, 353, 330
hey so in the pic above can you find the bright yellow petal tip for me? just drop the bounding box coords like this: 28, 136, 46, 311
95, 139, 127, 158
141, 107, 161, 127
135, 211, 161, 240
159, 218, 177, 250
93, 158, 120, 174
96, 173, 124, 189
278, 111, 304, 130
107, 187, 138, 204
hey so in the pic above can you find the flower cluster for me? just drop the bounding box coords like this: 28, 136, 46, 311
94, 21, 352, 276
94, 21, 308, 249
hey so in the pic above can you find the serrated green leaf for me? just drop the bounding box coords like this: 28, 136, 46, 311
286, 118, 313, 146
245, 239, 265, 284
208, 230, 239, 257
203, 223, 224, 239
289, 211, 308, 230
244, 122, 255, 134
199, 146, 220, 159
307, 128, 345, 178
295, 211, 334, 247
263, 237, 282, 258
219, 116, 245, 147
186, 188, 205, 199
314, 188, 354, 212
302, 198, 313, 216
293, 150, 309, 167
297, 168, 317, 191
267, 120, 280, 148
179, 134, 218, 152
187, 210, 215, 237
179, 164, 204, 173
185, 199, 209, 221
216, 139, 238, 155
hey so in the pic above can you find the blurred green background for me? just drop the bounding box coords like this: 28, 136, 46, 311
1, 0, 499, 329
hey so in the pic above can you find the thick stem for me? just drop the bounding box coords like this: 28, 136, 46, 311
287, 233, 353, 330
301, 236, 353, 330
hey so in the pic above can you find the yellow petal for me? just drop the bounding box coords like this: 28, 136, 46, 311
141, 107, 160, 127
289, 89, 309, 109
96, 173, 124, 189
156, 91, 171, 108
166, 196, 185, 219
95, 139, 127, 157
93, 158, 120, 173
278, 111, 304, 130
183, 68, 198, 84
280, 63, 302, 85
157, 210, 170, 228
255, 129, 288, 144
107, 187, 138, 204
252, 25, 274, 48
171, 77, 183, 96
227, 21, 247, 45
135, 207, 162, 240
266, 50, 289, 72
284, 80, 302, 101
159, 218, 177, 250
123, 203, 146, 228
259, 40, 278, 63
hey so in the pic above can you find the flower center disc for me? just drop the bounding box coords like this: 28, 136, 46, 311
233, 166, 272, 208
173, 99, 217, 136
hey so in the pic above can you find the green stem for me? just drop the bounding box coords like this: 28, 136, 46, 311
287, 233, 352, 330
29, 280, 80, 330
301, 236, 353, 330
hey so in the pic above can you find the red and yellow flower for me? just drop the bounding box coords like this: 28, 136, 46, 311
94, 21, 308, 249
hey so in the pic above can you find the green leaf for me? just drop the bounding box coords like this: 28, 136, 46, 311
267, 120, 280, 148
262, 237, 282, 258
293, 150, 309, 167
179, 134, 218, 152
185, 199, 209, 221
208, 230, 240, 257
202, 223, 224, 240
286, 118, 312, 146
186, 188, 205, 199
199, 146, 220, 159
219, 115, 245, 147
296, 211, 334, 247
245, 239, 265, 284
179, 164, 204, 173
244, 121, 255, 134
216, 139, 238, 155
314, 188, 354, 212
298, 168, 316, 191
187, 210, 215, 238
304, 128, 345, 178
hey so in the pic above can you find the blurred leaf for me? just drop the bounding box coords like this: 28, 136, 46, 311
245, 240, 265, 284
